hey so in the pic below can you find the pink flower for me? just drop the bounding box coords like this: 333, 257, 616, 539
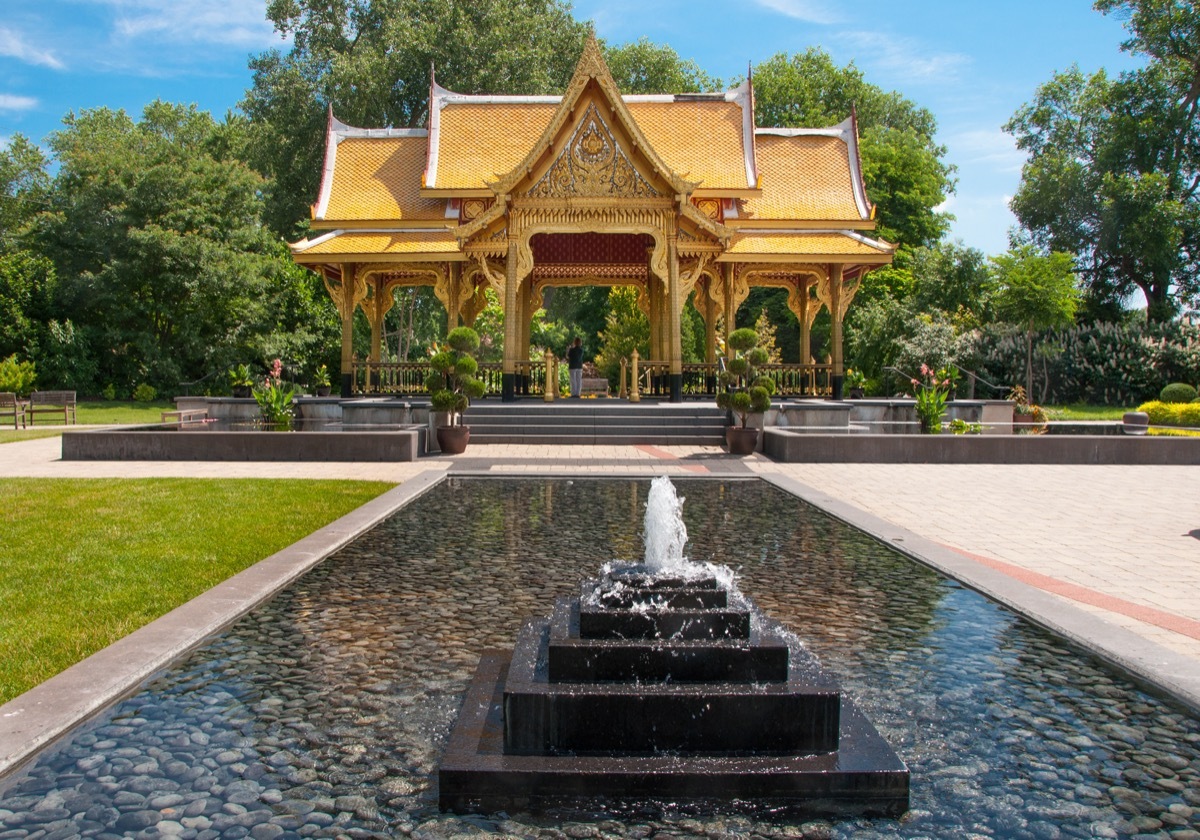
911, 379, 919, 386
920, 363, 930, 376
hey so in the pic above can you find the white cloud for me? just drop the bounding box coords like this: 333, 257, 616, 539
0, 27, 66, 69
751, 0, 843, 25
839, 30, 969, 83
84, 0, 282, 50
946, 128, 1026, 174
0, 94, 39, 112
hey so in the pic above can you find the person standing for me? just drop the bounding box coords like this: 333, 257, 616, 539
567, 337, 584, 397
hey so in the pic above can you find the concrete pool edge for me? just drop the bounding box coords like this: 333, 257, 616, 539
760, 473, 1200, 715
0, 468, 449, 781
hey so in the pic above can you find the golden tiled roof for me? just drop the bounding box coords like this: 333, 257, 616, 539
745, 134, 864, 222
434, 102, 557, 190
430, 99, 750, 191
291, 230, 460, 259
321, 136, 445, 222
724, 231, 894, 259
626, 100, 747, 189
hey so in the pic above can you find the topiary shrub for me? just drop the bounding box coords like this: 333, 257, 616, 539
716, 327, 775, 428
133, 383, 158, 402
426, 326, 486, 427
1159, 382, 1198, 403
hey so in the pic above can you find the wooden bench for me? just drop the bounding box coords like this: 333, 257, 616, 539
161, 408, 208, 424
580, 377, 610, 397
1, 392, 25, 429
25, 390, 77, 425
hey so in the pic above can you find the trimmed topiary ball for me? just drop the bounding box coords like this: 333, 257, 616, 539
1160, 382, 1198, 403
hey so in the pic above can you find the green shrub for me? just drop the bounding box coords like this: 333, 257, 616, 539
132, 383, 158, 402
1137, 401, 1200, 427
0, 355, 36, 395
1159, 382, 1198, 403
101, 383, 117, 401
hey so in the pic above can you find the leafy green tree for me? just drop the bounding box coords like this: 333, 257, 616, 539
244, 0, 589, 236
0, 250, 56, 361
0, 135, 50, 250
990, 246, 1081, 396
603, 38, 721, 94
36, 102, 331, 394
1007, 1, 1200, 322
752, 48, 955, 249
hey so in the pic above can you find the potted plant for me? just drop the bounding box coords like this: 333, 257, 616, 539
426, 327, 486, 454
228, 363, 254, 398
845, 368, 867, 399
716, 327, 775, 454
312, 364, 332, 397
1008, 385, 1047, 434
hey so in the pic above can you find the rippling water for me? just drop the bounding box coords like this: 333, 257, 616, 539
1, 478, 1197, 839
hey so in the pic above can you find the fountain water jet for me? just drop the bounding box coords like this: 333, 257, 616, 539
643, 475, 689, 573
438, 477, 909, 817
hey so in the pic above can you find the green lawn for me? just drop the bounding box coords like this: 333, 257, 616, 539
1043, 404, 1131, 421
75, 400, 177, 425
0, 478, 392, 704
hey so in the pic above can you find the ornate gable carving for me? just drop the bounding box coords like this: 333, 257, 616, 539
527, 102, 658, 200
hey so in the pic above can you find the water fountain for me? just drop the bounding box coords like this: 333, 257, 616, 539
438, 477, 910, 816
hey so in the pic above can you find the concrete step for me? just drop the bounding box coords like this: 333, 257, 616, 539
468, 433, 724, 445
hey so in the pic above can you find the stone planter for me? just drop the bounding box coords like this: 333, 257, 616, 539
232, 386, 252, 398
725, 426, 759, 455
437, 425, 470, 454
1122, 411, 1150, 436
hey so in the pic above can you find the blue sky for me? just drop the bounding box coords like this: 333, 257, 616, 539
1, 0, 1141, 256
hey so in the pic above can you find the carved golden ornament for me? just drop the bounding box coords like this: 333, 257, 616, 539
322, 266, 368, 321
814, 269, 861, 321
528, 102, 658, 199
696, 199, 720, 220
462, 199, 488, 221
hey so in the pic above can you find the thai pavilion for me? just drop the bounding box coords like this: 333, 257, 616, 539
289, 36, 895, 401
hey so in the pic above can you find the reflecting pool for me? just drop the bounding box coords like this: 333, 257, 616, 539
1, 478, 1197, 838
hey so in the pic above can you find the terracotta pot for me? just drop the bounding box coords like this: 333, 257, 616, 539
725, 426, 758, 455
437, 425, 470, 454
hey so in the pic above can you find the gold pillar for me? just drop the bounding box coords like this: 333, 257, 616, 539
830, 263, 844, 399
798, 277, 811, 365
503, 238, 519, 401
447, 262, 460, 331
704, 287, 717, 366
666, 232, 682, 402
722, 263, 735, 358
340, 263, 357, 395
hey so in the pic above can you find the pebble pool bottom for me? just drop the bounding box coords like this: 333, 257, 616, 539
1, 478, 1197, 839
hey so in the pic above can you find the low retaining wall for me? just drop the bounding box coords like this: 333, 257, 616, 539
62, 426, 426, 462
764, 429, 1200, 464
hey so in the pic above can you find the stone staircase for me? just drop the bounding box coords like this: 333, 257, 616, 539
462, 401, 727, 446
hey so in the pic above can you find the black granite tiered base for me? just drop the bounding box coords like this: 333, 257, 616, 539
438, 566, 910, 817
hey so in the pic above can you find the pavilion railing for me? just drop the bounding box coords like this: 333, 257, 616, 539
354, 359, 833, 398
352, 360, 548, 396
628, 361, 833, 398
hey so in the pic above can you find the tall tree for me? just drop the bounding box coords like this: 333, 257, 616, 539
243, 0, 589, 237
752, 49, 955, 249
36, 102, 334, 393
990, 245, 1081, 396
1007, 1, 1200, 322
603, 38, 721, 94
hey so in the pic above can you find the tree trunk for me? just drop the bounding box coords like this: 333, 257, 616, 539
1025, 326, 1033, 398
